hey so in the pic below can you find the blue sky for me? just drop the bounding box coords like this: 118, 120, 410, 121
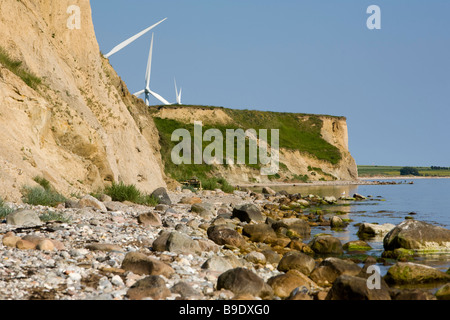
91, 0, 450, 167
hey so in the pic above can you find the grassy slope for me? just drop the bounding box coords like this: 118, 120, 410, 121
358, 165, 450, 177
152, 105, 343, 184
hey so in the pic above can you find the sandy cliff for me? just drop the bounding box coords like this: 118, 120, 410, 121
0, 0, 166, 201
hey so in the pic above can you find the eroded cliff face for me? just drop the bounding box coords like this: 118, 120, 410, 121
152, 107, 358, 185
0, 0, 166, 201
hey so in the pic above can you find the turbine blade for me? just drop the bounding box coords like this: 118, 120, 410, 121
145, 34, 154, 89
133, 89, 145, 97
149, 89, 171, 105
104, 18, 167, 58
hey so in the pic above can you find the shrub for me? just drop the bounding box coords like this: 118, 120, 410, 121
0, 198, 14, 219
40, 210, 71, 223
400, 167, 420, 176
22, 186, 66, 207
104, 182, 160, 206
33, 176, 51, 191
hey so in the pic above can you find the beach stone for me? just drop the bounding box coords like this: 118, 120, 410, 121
154, 204, 169, 212
261, 249, 282, 265
287, 240, 315, 254
151, 187, 171, 205
6, 209, 42, 226
357, 223, 395, 238
21, 235, 45, 245
343, 240, 372, 252
121, 252, 174, 277
126, 275, 171, 300
207, 225, 246, 248
384, 262, 450, 285
171, 282, 200, 299
268, 270, 317, 299
435, 283, 450, 300
244, 251, 267, 264
137, 211, 162, 227
196, 238, 220, 253
272, 218, 311, 237
242, 223, 276, 242
104, 201, 129, 212
191, 203, 215, 219
330, 216, 347, 229
262, 187, 276, 195
309, 235, 343, 255
78, 195, 107, 212
152, 231, 201, 254
353, 193, 367, 200
324, 196, 337, 204
326, 275, 391, 300
179, 196, 201, 205
310, 257, 362, 286
277, 251, 316, 276
217, 267, 273, 298
391, 289, 437, 300
202, 256, 235, 273
232, 203, 264, 223
288, 291, 314, 300
2, 233, 21, 248
383, 219, 450, 252
37, 239, 55, 251
85, 243, 122, 252
16, 239, 36, 250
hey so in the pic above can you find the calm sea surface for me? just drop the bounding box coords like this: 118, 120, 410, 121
253, 178, 450, 277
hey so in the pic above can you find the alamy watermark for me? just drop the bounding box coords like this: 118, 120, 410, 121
67, 5, 81, 30
170, 121, 279, 176
366, 265, 381, 290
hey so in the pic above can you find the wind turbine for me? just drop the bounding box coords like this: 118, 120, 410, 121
103, 18, 167, 58
174, 78, 182, 105
133, 33, 170, 106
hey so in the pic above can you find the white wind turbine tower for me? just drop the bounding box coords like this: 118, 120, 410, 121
133, 33, 171, 106
174, 78, 182, 105
103, 18, 167, 58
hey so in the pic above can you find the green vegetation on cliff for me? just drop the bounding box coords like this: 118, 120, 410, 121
0, 46, 41, 90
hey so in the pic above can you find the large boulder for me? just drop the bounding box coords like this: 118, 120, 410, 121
232, 204, 264, 223
137, 211, 162, 227
121, 252, 174, 277
217, 268, 273, 298
383, 220, 450, 252
207, 225, 247, 248
152, 231, 201, 254
326, 275, 391, 300
271, 218, 311, 237
435, 283, 450, 300
267, 270, 318, 299
6, 209, 42, 226
310, 257, 362, 286
384, 262, 450, 285
277, 252, 316, 276
151, 187, 171, 205
357, 223, 395, 238
242, 223, 276, 243
309, 235, 343, 255
78, 195, 107, 212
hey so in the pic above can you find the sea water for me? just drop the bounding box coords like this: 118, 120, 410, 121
257, 178, 450, 276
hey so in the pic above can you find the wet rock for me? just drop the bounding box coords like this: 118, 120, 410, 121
391, 288, 437, 300
310, 257, 362, 286
343, 240, 372, 252
262, 187, 276, 195
324, 196, 337, 204
6, 209, 42, 226
272, 218, 311, 237
151, 187, 171, 205
137, 211, 162, 227
435, 283, 450, 300
384, 262, 450, 285
383, 220, 450, 252
126, 275, 171, 300
242, 223, 276, 242
217, 267, 273, 298
353, 193, 367, 200
330, 216, 347, 229
232, 204, 264, 223
152, 231, 201, 254
309, 235, 343, 255
357, 223, 395, 238
268, 270, 318, 299
78, 195, 107, 212
326, 275, 391, 300
207, 225, 246, 248
277, 251, 316, 276
287, 240, 315, 254
121, 252, 174, 277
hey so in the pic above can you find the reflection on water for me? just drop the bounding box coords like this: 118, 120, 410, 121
251, 179, 450, 275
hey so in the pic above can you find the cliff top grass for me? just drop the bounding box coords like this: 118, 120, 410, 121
0, 46, 41, 90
